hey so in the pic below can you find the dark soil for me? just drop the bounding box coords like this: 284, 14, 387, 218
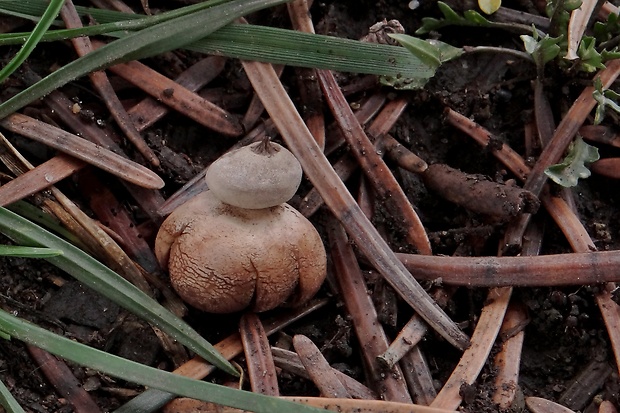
0, 1, 619, 412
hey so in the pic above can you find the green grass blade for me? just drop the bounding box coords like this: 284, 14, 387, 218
0, 0, 290, 119
0, 378, 25, 413
0, 22, 433, 79
0, 0, 65, 83
0, 207, 237, 376
0, 0, 231, 43
190, 24, 433, 77
0, 309, 324, 413
114, 388, 174, 413
0, 245, 62, 257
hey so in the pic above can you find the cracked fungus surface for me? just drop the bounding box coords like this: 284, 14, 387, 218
156, 190, 326, 313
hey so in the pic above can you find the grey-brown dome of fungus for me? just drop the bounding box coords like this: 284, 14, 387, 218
205, 140, 303, 209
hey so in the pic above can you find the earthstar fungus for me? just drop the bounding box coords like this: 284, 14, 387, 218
155, 141, 327, 313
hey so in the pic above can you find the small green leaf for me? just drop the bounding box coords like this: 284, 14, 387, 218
594, 12, 620, 42
577, 36, 605, 72
520, 29, 562, 67
388, 33, 441, 68
428, 39, 465, 62
565, 0, 583, 11
593, 77, 620, 124
416, 1, 493, 34
382, 34, 463, 90
601, 49, 620, 62
544, 137, 600, 187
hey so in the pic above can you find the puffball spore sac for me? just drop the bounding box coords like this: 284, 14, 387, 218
155, 141, 326, 313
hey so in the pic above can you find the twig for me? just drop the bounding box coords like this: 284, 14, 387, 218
293, 334, 351, 398
284, 396, 460, 413
526, 396, 577, 413
27, 345, 103, 413
240, 313, 279, 396
377, 315, 427, 369
396, 250, 620, 286
430, 287, 512, 410
271, 346, 376, 399
128, 56, 227, 132
491, 302, 528, 410
99, 46, 244, 137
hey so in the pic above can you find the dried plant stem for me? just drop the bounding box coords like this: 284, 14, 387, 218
365, 98, 409, 138
128, 55, 227, 132
377, 315, 427, 369
591, 158, 620, 179
241, 59, 468, 350
271, 347, 376, 399
580, 125, 620, 147
526, 396, 577, 413
444, 108, 529, 180
382, 135, 428, 174
0, 154, 85, 207
240, 313, 279, 396
0, 113, 163, 189
27, 345, 103, 413
558, 360, 612, 410
324, 93, 387, 156
99, 47, 244, 137
399, 347, 437, 406
60, 0, 159, 166
444, 108, 595, 251
317, 69, 431, 255
431, 287, 512, 410
328, 220, 412, 402
516, 60, 620, 240
293, 335, 351, 398
492, 302, 527, 410
396, 250, 620, 286
284, 396, 459, 413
